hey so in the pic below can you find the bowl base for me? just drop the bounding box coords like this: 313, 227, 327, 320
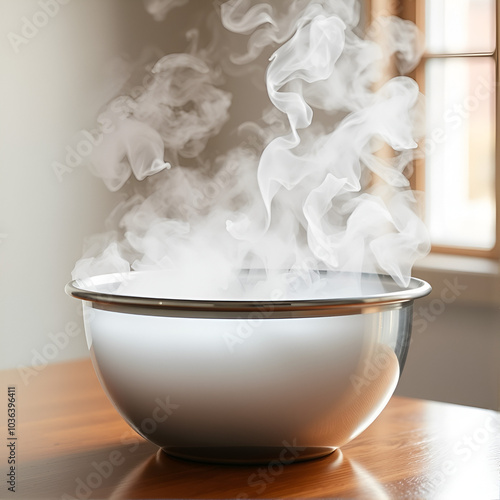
161, 445, 336, 465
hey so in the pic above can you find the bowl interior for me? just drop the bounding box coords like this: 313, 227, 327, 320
67, 269, 431, 305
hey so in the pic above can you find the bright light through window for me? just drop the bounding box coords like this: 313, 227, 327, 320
426, 0, 495, 54
424, 0, 496, 252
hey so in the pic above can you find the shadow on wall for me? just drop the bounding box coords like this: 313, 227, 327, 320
396, 277, 500, 411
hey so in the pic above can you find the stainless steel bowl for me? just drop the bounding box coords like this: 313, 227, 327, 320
66, 271, 431, 464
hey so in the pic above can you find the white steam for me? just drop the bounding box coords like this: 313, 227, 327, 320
73, 0, 429, 295
143, 0, 189, 22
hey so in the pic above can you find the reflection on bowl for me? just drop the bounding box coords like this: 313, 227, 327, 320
66, 271, 430, 464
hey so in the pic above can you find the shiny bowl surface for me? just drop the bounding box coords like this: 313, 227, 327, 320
66, 271, 431, 464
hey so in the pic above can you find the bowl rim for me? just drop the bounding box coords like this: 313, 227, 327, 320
65, 271, 431, 319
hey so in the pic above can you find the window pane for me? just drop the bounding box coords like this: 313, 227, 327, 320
424, 57, 496, 250
426, 0, 495, 54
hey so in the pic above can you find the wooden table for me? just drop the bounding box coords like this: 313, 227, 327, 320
1, 359, 499, 499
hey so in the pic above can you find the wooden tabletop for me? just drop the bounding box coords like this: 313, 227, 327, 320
1, 358, 499, 499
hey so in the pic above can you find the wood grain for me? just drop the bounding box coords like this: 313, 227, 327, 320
1, 359, 499, 499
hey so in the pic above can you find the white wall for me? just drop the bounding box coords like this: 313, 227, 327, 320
0, 0, 126, 370
396, 302, 500, 411
396, 264, 500, 411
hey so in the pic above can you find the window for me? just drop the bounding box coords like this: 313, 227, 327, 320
379, 0, 499, 258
